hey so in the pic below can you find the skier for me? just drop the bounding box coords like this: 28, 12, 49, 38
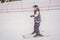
30, 4, 43, 37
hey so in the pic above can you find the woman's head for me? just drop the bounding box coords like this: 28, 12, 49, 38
33, 5, 39, 10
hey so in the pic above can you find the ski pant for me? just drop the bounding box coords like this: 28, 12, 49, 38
34, 22, 40, 34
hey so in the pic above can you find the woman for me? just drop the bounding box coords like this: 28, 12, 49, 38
30, 4, 43, 37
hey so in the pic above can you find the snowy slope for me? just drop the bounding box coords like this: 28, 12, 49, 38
0, 0, 60, 40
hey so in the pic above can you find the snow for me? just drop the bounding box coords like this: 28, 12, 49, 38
0, 0, 60, 40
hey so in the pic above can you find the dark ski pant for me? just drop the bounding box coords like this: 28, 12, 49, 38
34, 22, 40, 34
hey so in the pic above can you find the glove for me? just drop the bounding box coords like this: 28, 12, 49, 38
30, 15, 34, 17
